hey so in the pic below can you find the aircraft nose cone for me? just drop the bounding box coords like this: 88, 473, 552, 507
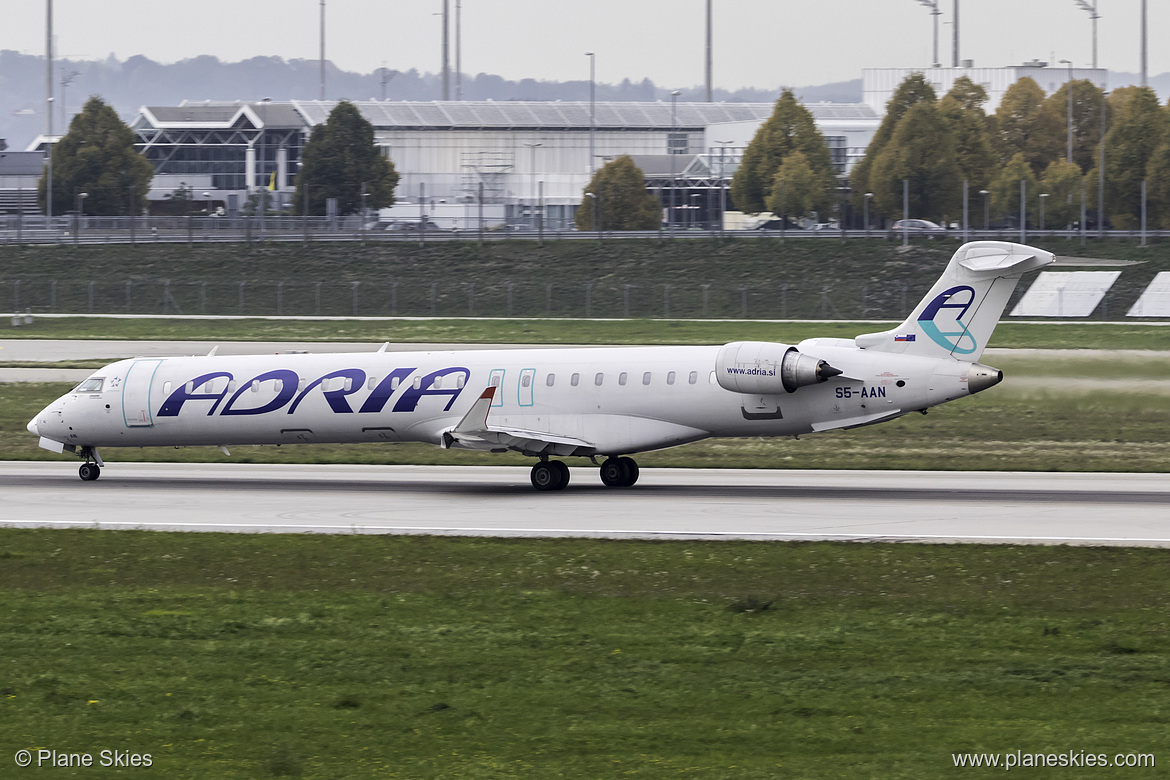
27, 415, 40, 435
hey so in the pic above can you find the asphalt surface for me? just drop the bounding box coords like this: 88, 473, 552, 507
3, 462, 1167, 546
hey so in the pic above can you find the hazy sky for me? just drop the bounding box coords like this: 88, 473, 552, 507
0, 0, 1163, 90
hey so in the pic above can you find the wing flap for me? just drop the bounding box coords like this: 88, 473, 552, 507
441, 387, 594, 455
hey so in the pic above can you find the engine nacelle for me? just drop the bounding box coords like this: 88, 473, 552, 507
715, 341, 842, 395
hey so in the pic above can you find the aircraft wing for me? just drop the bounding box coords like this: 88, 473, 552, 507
440, 387, 595, 456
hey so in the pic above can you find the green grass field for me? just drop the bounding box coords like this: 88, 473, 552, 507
3, 315, 1170, 350
1, 530, 1166, 778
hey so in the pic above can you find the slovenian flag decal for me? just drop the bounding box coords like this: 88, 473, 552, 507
894, 334, 916, 342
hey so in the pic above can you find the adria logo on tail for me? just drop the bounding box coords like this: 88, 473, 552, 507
918, 285, 977, 354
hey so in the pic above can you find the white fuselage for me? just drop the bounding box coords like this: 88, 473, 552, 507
30, 341, 984, 458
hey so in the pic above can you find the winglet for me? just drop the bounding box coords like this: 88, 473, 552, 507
206, 346, 219, 357
453, 386, 496, 434
377, 342, 390, 353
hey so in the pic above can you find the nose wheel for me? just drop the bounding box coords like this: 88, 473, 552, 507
79, 462, 101, 481
599, 456, 639, 487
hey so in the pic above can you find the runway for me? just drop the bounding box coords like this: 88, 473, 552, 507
2, 462, 1168, 546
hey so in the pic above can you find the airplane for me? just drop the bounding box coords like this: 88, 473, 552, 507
28, 241, 1053, 491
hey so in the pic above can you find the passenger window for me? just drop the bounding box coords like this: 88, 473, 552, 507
391, 377, 400, 390
618, 372, 628, 386
688, 371, 698, 385
368, 376, 377, 390
571, 373, 580, 387
273, 379, 283, 392
344, 377, 354, 392
163, 381, 172, 395
251, 380, 261, 393
433, 376, 442, 390
490, 375, 501, 387
227, 380, 237, 392
298, 378, 307, 392
456, 374, 465, 389
594, 372, 604, 386
186, 380, 195, 393
521, 374, 532, 388
413, 376, 422, 390
709, 371, 717, 384
642, 372, 652, 386
546, 373, 555, 387
667, 371, 676, 386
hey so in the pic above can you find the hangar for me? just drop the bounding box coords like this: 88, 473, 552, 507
128, 99, 879, 227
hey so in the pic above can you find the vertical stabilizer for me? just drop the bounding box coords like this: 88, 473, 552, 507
855, 242, 1053, 361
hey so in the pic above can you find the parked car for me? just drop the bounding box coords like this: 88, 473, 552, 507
386, 220, 443, 232
891, 219, 947, 237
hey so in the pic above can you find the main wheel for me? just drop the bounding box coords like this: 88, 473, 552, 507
78, 462, 101, 481
617, 456, 639, 487
599, 457, 630, 487
531, 461, 569, 491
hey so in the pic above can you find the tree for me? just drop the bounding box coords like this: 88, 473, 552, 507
1038, 159, 1084, 229
994, 77, 1063, 174
38, 96, 153, 215
1042, 79, 1107, 174
293, 100, 398, 216
939, 77, 996, 193
765, 151, 821, 218
868, 101, 962, 223
850, 73, 937, 212
1145, 132, 1170, 229
729, 90, 833, 214
574, 155, 660, 231
989, 152, 1038, 225
1104, 86, 1166, 229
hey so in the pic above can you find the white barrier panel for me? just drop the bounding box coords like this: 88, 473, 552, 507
1010, 271, 1121, 317
1127, 272, 1170, 317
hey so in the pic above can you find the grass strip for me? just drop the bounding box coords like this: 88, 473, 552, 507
4, 317, 1170, 350
1, 529, 1166, 778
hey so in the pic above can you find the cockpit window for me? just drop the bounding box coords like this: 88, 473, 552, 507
76, 377, 104, 393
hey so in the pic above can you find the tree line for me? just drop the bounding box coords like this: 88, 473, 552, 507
732, 73, 1170, 231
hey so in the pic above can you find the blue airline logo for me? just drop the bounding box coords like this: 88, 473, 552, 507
156, 366, 471, 417
917, 285, 978, 354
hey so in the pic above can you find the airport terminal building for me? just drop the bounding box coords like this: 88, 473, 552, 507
127, 99, 880, 227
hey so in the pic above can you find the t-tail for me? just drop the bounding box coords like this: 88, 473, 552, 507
855, 241, 1054, 361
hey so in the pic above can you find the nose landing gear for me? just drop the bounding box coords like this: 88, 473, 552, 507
77, 446, 103, 481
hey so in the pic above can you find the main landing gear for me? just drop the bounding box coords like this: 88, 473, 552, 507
599, 456, 639, 488
529, 456, 640, 491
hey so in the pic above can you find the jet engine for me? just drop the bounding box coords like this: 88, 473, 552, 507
715, 341, 842, 395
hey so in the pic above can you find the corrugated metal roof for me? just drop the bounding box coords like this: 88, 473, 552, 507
136, 100, 878, 133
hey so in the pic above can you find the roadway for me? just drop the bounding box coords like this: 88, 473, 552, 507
2, 462, 1167, 546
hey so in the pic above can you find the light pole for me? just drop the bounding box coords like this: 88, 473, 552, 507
979, 189, 989, 231
670, 89, 680, 238
690, 193, 700, 229
585, 52, 595, 175
1060, 59, 1074, 163
716, 139, 732, 237
1072, 0, 1099, 70
864, 192, 873, 238
523, 142, 542, 229
916, 0, 942, 68
203, 191, 211, 216
585, 191, 599, 241
1039, 193, 1049, 231
74, 191, 87, 245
